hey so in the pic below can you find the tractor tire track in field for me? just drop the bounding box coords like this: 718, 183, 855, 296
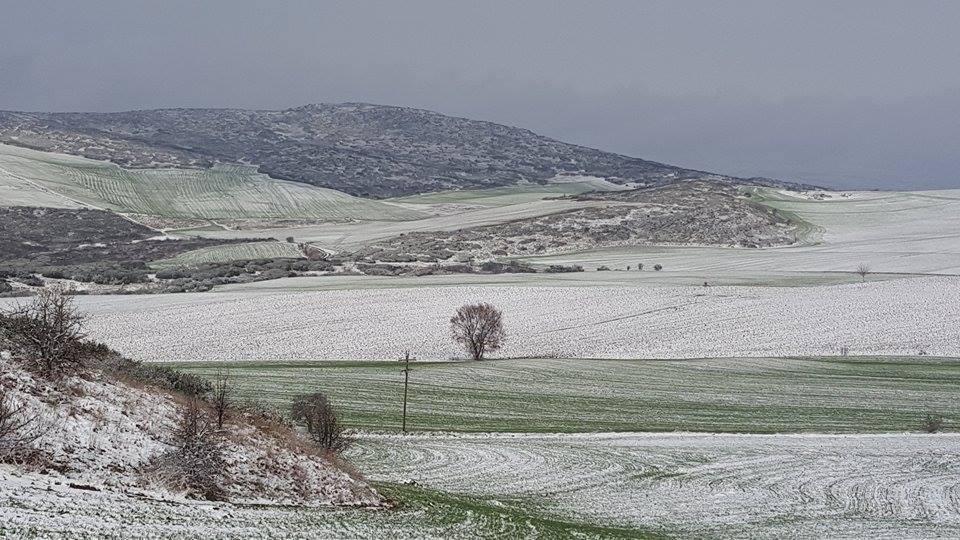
351, 432, 960, 538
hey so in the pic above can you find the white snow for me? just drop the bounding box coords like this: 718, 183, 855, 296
351, 431, 960, 537
30, 276, 960, 362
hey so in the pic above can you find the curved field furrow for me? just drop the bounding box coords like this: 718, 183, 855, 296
349, 433, 960, 538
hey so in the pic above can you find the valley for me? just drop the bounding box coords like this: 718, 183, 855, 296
1, 105, 958, 539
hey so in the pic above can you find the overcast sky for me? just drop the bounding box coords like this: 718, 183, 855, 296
2, 1, 958, 189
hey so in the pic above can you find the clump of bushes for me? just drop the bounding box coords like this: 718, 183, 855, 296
477, 261, 536, 274
291, 392, 350, 453
152, 397, 226, 500
544, 264, 584, 273
0, 287, 89, 378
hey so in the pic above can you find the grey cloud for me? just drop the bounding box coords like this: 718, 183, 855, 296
1, 0, 958, 189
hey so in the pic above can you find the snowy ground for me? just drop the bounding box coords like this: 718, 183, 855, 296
350, 432, 960, 538
29, 276, 959, 362
7, 433, 956, 538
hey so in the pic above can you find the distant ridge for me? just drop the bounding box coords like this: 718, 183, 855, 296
0, 103, 812, 198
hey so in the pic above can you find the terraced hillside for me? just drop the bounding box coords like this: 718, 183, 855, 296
0, 103, 765, 197
149, 241, 305, 269
0, 144, 424, 221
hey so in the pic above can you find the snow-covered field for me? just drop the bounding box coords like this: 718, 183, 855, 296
6, 432, 957, 538
35, 276, 959, 362
351, 432, 960, 538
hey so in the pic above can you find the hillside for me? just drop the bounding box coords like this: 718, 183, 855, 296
353, 182, 802, 264
0, 103, 743, 198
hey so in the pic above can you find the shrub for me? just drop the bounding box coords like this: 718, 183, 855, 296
450, 303, 505, 361
921, 413, 944, 433
653, 264, 663, 271
0, 287, 88, 378
154, 398, 225, 499
545, 264, 584, 273
211, 370, 231, 429
132, 364, 213, 396
0, 387, 47, 464
596, 265, 611, 271
291, 392, 350, 453
478, 261, 536, 274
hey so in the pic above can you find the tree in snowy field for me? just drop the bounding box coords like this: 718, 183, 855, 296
450, 303, 505, 361
855, 263, 870, 282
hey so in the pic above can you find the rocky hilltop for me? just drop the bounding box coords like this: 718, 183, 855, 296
0, 103, 742, 198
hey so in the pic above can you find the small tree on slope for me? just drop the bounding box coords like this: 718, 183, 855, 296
450, 303, 505, 361
291, 392, 350, 453
0, 286, 87, 378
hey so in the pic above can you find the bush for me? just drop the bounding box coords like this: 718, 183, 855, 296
921, 413, 945, 433
291, 392, 350, 453
0, 287, 88, 378
125, 363, 213, 396
0, 387, 47, 464
478, 261, 536, 274
653, 264, 663, 271
154, 398, 225, 499
544, 264, 584, 273
596, 265, 611, 271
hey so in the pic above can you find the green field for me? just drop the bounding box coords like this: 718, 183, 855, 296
150, 241, 304, 268
176, 356, 960, 434
0, 143, 425, 221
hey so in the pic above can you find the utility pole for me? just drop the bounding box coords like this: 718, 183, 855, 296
400, 351, 415, 433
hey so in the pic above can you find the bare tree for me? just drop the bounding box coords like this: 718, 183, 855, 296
211, 369, 231, 429
0, 286, 86, 378
155, 397, 225, 499
450, 303, 505, 361
0, 387, 47, 463
855, 263, 871, 282
291, 392, 350, 453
